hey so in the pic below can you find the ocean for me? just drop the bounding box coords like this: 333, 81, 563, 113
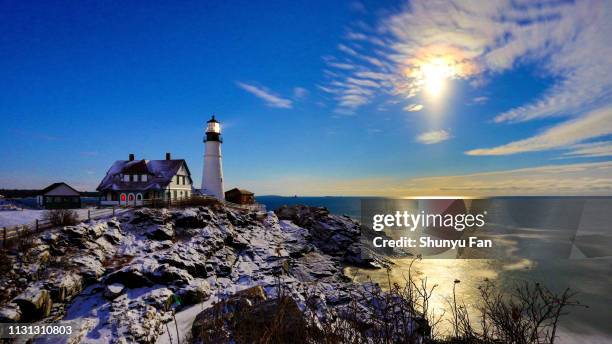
258, 196, 612, 343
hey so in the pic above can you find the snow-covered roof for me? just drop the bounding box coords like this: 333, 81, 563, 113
97, 159, 192, 192
40, 182, 81, 196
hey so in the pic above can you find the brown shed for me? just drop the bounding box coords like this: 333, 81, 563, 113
225, 188, 255, 205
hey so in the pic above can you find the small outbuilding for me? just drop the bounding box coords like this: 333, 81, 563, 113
37, 182, 81, 209
225, 188, 255, 205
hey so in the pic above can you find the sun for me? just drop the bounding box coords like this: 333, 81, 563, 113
421, 58, 454, 98
403, 47, 478, 102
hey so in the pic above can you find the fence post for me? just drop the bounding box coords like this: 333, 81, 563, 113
112, 207, 115, 216
3, 227, 6, 248
36, 219, 39, 231
88, 209, 91, 221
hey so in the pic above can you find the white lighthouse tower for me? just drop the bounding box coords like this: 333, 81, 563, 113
201, 115, 224, 200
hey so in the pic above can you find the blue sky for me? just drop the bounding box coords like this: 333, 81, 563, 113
1, 0, 611, 196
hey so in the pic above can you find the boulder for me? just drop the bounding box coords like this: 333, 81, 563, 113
87, 222, 108, 238
13, 285, 52, 321
103, 226, 123, 244
0, 303, 21, 322
233, 285, 267, 304
178, 280, 211, 305
72, 254, 105, 283
158, 251, 208, 278
49, 272, 83, 302
151, 264, 193, 286
224, 233, 249, 250
191, 286, 267, 342
174, 210, 209, 228
142, 288, 174, 310
232, 297, 305, 342
191, 287, 305, 344
28, 244, 51, 264
275, 205, 329, 228
105, 268, 153, 288
130, 208, 168, 225
103, 283, 125, 300
146, 224, 175, 240
61, 225, 88, 245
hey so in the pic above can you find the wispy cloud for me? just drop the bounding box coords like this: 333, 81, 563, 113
236, 82, 293, 109
416, 129, 451, 144
324, 0, 611, 154
404, 104, 423, 112
337, 44, 358, 56
471, 96, 488, 105
347, 0, 609, 115
466, 106, 612, 155
562, 141, 612, 158
292, 87, 308, 100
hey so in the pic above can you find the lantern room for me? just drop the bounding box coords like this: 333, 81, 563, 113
206, 115, 221, 133
205, 115, 222, 142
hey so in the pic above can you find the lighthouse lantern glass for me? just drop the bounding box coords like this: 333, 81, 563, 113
207, 122, 220, 133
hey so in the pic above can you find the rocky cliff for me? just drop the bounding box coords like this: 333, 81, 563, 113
0, 204, 423, 343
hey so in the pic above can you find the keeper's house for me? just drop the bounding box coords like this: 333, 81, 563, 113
97, 153, 193, 207
37, 182, 82, 209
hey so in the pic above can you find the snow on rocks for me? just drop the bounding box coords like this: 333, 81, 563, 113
0, 302, 21, 322
46, 271, 84, 303
103, 283, 125, 300
0, 204, 409, 343
12, 283, 52, 321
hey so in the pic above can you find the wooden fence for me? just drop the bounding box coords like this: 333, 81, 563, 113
1, 207, 129, 248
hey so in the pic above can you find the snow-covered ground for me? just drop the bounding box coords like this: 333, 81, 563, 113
0, 209, 45, 228
0, 208, 130, 228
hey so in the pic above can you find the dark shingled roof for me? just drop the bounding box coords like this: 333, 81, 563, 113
40, 182, 81, 195
97, 159, 192, 192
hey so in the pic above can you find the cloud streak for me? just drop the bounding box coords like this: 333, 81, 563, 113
328, 0, 611, 116
325, 0, 612, 156
466, 106, 612, 155
416, 129, 451, 144
236, 82, 293, 109
404, 104, 423, 112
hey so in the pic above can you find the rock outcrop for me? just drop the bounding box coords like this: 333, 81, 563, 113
0, 204, 415, 344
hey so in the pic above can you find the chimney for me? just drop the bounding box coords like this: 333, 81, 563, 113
129, 153, 135, 161
165, 152, 171, 160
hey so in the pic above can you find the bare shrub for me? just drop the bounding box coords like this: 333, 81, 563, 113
189, 258, 583, 344
0, 248, 11, 274
301, 256, 583, 344
302, 256, 435, 344
44, 209, 79, 227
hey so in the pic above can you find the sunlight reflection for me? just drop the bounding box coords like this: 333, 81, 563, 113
345, 258, 499, 336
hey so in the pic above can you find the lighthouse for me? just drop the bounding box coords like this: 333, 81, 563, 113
201, 115, 224, 200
